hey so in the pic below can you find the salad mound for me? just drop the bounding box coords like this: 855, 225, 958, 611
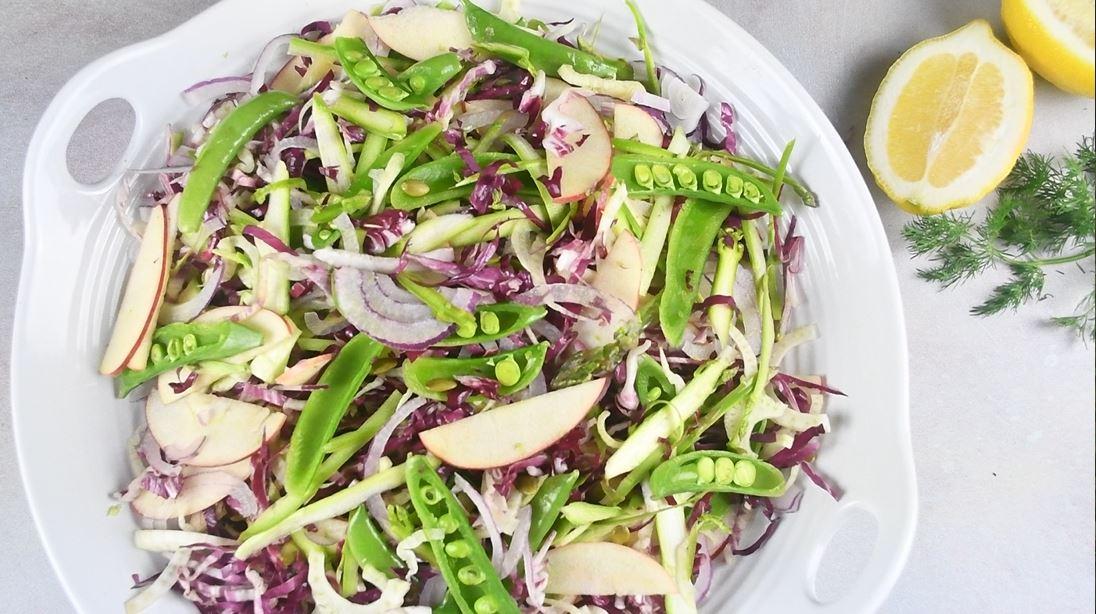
104, 1, 839, 612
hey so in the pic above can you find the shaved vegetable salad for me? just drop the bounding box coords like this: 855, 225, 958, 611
104, 1, 839, 612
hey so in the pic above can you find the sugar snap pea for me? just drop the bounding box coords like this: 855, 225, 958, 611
334, 37, 424, 111
390, 152, 519, 210
612, 154, 781, 214
435, 303, 548, 347
346, 505, 401, 574
648, 451, 785, 498
462, 0, 626, 79
284, 334, 384, 497
528, 471, 580, 550
660, 199, 731, 346
405, 456, 519, 614
396, 53, 464, 98
116, 321, 264, 397
178, 91, 298, 233
403, 342, 548, 400
634, 354, 676, 409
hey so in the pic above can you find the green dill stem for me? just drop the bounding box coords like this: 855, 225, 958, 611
1004, 246, 1095, 267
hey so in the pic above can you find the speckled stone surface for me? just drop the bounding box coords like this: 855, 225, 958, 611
2, 1, 1093, 612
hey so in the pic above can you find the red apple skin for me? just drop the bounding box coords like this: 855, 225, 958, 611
419, 379, 608, 470
545, 90, 613, 204
99, 204, 172, 376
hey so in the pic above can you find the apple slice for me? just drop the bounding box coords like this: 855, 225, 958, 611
182, 458, 254, 481
146, 392, 285, 467
272, 10, 375, 93
369, 6, 473, 61
545, 90, 613, 203
543, 77, 569, 105
545, 542, 677, 596
132, 471, 240, 520
613, 103, 664, 146
419, 379, 607, 469
99, 205, 172, 376
275, 352, 335, 386
575, 231, 643, 349
194, 307, 299, 382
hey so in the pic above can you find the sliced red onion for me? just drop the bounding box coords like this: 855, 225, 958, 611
124, 548, 191, 612
631, 89, 672, 112
616, 340, 652, 410
363, 272, 436, 323
332, 268, 454, 350
249, 34, 296, 94
514, 283, 631, 322
452, 474, 505, 572
661, 72, 708, 133
182, 76, 250, 106
331, 212, 361, 253
303, 311, 348, 336
159, 259, 225, 324
457, 99, 510, 132
242, 225, 296, 255
419, 575, 447, 607
313, 248, 404, 274
363, 396, 428, 478
224, 476, 259, 519
694, 541, 714, 602
431, 60, 499, 128
500, 506, 532, 577
518, 69, 546, 116
362, 396, 428, 533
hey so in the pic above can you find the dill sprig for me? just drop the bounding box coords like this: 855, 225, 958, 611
902, 137, 1096, 341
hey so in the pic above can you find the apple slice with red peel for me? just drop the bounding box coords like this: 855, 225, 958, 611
613, 103, 664, 146
545, 90, 613, 203
369, 6, 473, 61
272, 10, 374, 94
99, 205, 172, 376
420, 379, 607, 469
275, 353, 335, 386
146, 392, 284, 467
132, 471, 241, 520
575, 230, 643, 349
545, 542, 677, 596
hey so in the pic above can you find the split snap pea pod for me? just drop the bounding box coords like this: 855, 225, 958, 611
612, 154, 781, 215
116, 321, 263, 396
284, 334, 385, 497
334, 37, 424, 111
660, 199, 731, 346
397, 275, 478, 337
405, 456, 520, 614
390, 152, 518, 210
178, 91, 298, 233
346, 505, 401, 574
404, 342, 548, 400
649, 451, 785, 498
634, 354, 676, 409
462, 0, 626, 79
435, 303, 548, 347
529, 471, 580, 550
349, 122, 444, 195
396, 53, 464, 98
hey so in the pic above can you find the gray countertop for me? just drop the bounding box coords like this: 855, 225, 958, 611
2, 1, 1093, 612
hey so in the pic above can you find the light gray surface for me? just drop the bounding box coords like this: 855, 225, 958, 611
1, 1, 1093, 612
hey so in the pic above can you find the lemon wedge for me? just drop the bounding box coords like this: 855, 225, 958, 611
1003, 0, 1095, 97
865, 20, 1034, 215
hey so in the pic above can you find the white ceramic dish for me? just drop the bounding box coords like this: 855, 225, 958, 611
12, 1, 916, 612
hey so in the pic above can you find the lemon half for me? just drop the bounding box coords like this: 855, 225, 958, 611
1003, 0, 1095, 97
865, 20, 1034, 215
